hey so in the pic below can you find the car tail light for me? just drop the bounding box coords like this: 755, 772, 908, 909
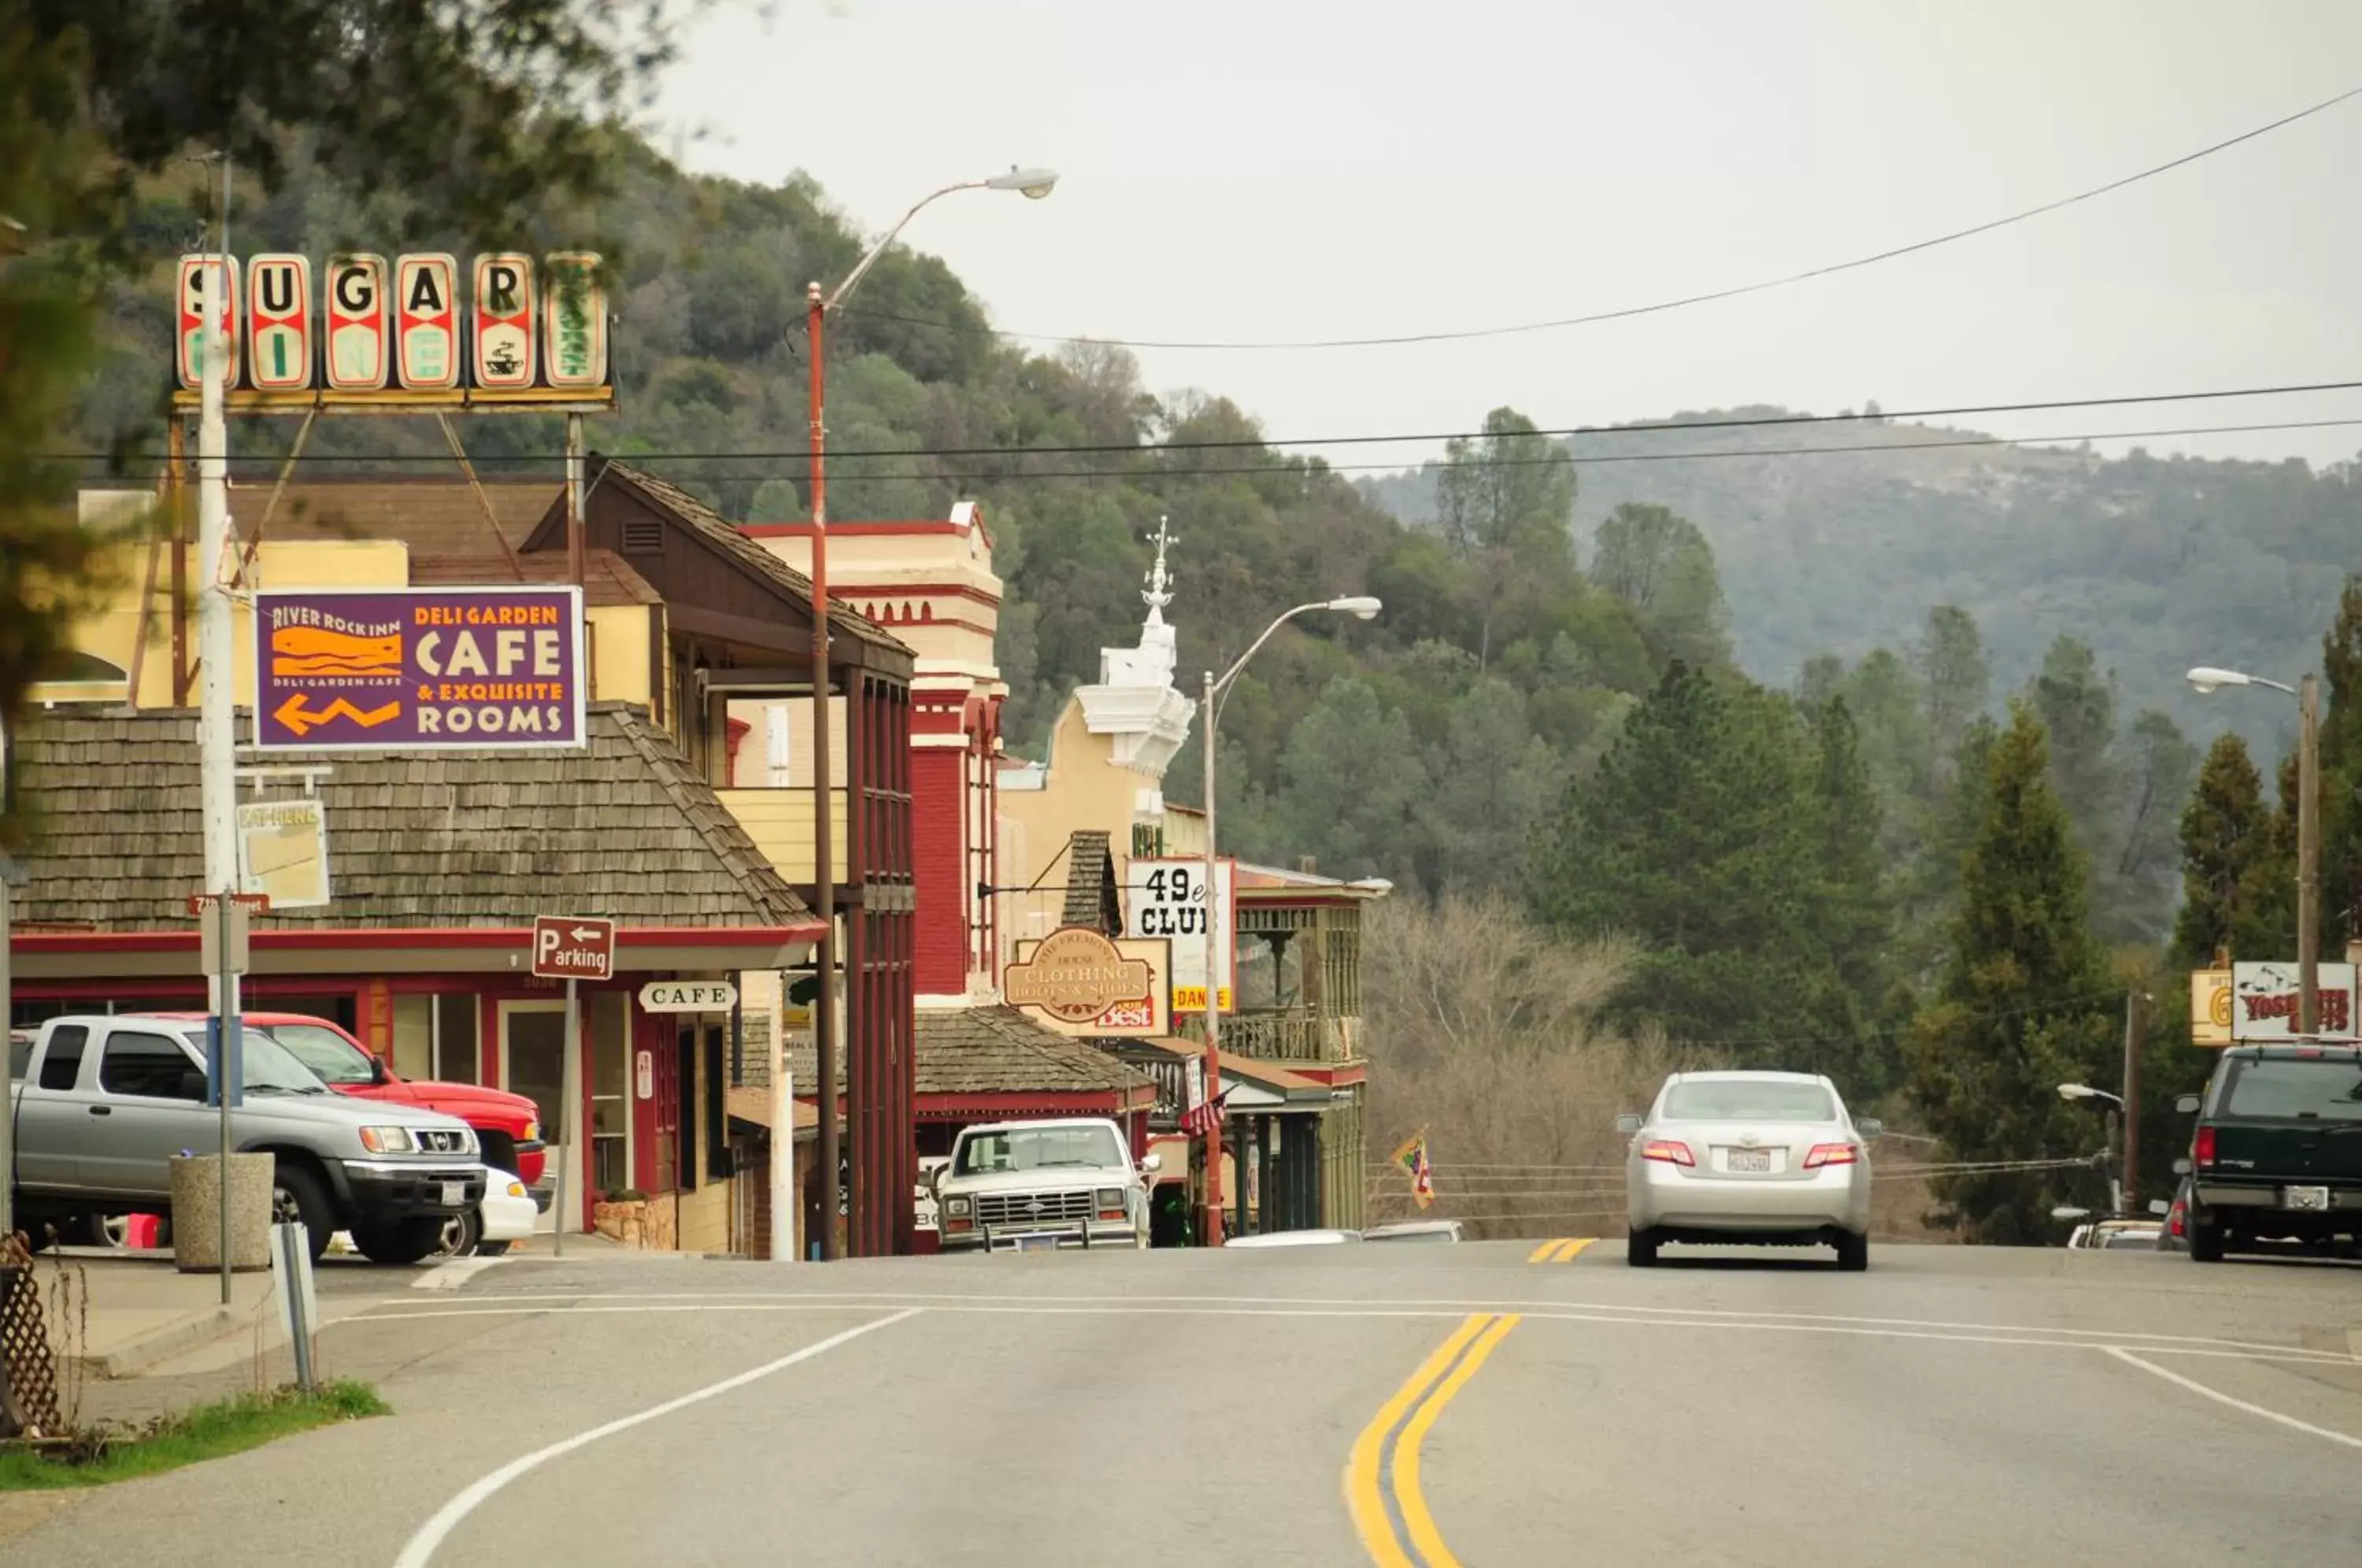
2194, 1126, 2216, 1168
2168, 1203, 2186, 1238
1640, 1140, 1694, 1167
1802, 1143, 1858, 1170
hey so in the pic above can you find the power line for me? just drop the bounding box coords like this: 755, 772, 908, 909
61, 376, 2362, 468
846, 83, 2362, 353
144, 416, 2362, 494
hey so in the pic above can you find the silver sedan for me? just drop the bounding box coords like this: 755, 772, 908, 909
1619, 1071, 1879, 1270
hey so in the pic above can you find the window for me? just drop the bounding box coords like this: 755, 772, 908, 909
259, 1022, 376, 1086
2219, 1056, 2362, 1122
99, 1030, 202, 1100
953, 1124, 1124, 1176
38, 1025, 90, 1091
1661, 1079, 1838, 1123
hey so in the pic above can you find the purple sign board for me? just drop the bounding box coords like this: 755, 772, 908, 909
250, 586, 587, 752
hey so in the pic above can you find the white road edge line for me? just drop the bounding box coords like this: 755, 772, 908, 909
412, 1256, 512, 1292
387, 1307, 920, 1568
2105, 1346, 2362, 1450
340, 1300, 2356, 1366
370, 1289, 2357, 1361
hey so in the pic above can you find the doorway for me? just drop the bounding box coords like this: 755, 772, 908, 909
498, 1000, 568, 1157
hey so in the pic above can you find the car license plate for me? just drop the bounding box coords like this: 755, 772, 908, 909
1015, 1233, 1060, 1252
441, 1182, 466, 1207
1726, 1148, 1772, 1173
2285, 1185, 2331, 1211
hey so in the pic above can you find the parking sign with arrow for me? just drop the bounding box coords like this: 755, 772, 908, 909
531, 914, 614, 981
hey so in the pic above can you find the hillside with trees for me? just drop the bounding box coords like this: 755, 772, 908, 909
1361, 412, 2360, 771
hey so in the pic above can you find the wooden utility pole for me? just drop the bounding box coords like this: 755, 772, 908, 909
2297, 673, 2321, 1036
2121, 989, 2144, 1206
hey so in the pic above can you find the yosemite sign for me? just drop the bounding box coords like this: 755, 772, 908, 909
1005, 926, 1153, 1024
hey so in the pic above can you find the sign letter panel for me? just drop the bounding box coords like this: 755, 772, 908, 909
324, 253, 391, 392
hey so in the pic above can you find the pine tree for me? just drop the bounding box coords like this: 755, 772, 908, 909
1804, 697, 1900, 1093
1903, 703, 2117, 1244
1526, 661, 1864, 1072
2316, 576, 2362, 946
2171, 733, 2266, 968
2233, 749, 2300, 963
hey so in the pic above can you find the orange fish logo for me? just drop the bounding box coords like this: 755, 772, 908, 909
271, 623, 400, 678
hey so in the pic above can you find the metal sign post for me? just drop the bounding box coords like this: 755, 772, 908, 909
555, 977, 579, 1259
194, 892, 256, 1303
530, 915, 612, 1259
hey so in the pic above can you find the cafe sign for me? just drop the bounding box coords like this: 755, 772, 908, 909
250, 586, 587, 752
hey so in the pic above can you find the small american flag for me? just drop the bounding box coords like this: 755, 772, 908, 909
1182, 1086, 1229, 1138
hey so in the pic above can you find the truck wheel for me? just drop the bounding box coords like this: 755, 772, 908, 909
430, 1207, 483, 1260
271, 1165, 335, 1263
2188, 1214, 2225, 1263
353, 1217, 447, 1267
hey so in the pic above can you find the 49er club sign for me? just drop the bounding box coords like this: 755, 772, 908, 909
176, 250, 609, 402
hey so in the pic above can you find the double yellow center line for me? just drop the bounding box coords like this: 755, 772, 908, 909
1343, 1313, 1522, 1568
1527, 1237, 1595, 1263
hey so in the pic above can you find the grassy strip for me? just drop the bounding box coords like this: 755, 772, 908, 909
0, 1381, 387, 1490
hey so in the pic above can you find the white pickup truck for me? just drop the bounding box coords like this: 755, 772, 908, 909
932, 1118, 1160, 1253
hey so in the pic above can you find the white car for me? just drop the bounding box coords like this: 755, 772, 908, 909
428, 1167, 535, 1259
1619, 1071, 1879, 1270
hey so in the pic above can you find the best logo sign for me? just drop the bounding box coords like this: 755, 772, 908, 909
250, 586, 587, 752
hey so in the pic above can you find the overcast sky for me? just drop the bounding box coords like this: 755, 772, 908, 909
654, 1, 2362, 473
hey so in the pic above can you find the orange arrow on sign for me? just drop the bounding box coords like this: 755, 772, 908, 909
275, 693, 401, 738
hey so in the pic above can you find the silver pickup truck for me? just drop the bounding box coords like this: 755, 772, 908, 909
8, 1014, 486, 1263
932, 1118, 1159, 1252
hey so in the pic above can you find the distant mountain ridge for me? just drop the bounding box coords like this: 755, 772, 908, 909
1360, 409, 2359, 760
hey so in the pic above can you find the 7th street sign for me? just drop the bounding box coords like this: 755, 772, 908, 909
532, 915, 614, 982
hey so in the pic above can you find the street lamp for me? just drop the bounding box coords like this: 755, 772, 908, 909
802, 165, 1057, 1260
2057, 1083, 2125, 1211
2187, 664, 2319, 1035
1199, 596, 1381, 1244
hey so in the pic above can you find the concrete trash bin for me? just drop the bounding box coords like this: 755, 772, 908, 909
168, 1153, 276, 1273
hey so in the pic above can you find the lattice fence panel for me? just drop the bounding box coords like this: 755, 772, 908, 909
0, 1234, 65, 1439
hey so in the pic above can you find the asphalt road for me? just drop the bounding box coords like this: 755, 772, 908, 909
9, 1240, 2362, 1566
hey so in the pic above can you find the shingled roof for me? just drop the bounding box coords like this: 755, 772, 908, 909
1061, 830, 1118, 930
786, 1005, 1152, 1100
9, 704, 812, 932
565, 460, 913, 658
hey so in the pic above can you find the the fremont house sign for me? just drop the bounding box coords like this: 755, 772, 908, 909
1005, 926, 1153, 1024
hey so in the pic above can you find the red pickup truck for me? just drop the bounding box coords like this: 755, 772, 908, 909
134, 1011, 546, 1186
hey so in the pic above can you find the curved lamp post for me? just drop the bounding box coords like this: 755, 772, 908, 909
1200, 596, 1381, 1243
804, 166, 1057, 1259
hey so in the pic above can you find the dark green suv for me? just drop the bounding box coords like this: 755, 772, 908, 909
2176, 1045, 2362, 1263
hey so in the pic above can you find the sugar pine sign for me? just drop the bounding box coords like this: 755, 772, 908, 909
250, 586, 587, 752
172, 250, 609, 401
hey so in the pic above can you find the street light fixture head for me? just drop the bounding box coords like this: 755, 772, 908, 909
987, 165, 1061, 200
1325, 595, 1383, 620
2058, 1083, 2094, 1101
2186, 666, 2251, 695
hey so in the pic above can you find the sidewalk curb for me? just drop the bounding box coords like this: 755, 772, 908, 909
66, 1305, 260, 1381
